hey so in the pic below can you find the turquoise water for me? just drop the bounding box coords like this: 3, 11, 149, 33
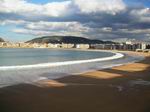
0, 48, 114, 66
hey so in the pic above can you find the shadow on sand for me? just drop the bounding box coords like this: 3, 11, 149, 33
0, 56, 150, 112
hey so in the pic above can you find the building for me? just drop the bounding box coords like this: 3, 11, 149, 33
140, 43, 147, 50
75, 44, 90, 49
91, 42, 150, 51
60, 43, 74, 49
48, 43, 61, 48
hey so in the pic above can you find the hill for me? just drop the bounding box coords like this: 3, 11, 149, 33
0, 38, 4, 42
26, 36, 115, 44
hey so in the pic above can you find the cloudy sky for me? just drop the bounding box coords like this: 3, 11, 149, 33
0, 0, 150, 42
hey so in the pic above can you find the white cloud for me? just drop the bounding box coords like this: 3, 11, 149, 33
1, 0, 150, 42
0, 0, 71, 17
131, 8, 150, 15
43, 1, 71, 17
101, 27, 112, 32
0, 0, 126, 18
130, 8, 150, 22
73, 0, 126, 15
12, 21, 90, 37
25, 21, 89, 32
117, 28, 150, 34
12, 28, 87, 37
0, 20, 26, 25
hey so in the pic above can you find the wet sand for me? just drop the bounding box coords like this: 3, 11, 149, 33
0, 51, 150, 112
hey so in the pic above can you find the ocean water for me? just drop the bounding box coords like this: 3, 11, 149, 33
0, 48, 114, 66
0, 48, 144, 88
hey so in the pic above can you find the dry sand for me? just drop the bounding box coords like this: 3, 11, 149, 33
0, 51, 150, 112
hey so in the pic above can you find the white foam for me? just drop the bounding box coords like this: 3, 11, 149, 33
0, 52, 124, 71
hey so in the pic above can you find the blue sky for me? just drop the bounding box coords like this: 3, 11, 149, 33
0, 0, 150, 42
124, 0, 150, 7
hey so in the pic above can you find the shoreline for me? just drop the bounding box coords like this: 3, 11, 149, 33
0, 48, 141, 70
0, 51, 124, 70
36, 51, 149, 86
0, 51, 150, 112
80, 51, 149, 79
0, 50, 143, 88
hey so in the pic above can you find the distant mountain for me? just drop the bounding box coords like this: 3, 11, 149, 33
0, 38, 4, 42
26, 36, 115, 44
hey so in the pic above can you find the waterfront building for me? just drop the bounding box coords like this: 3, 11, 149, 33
75, 44, 90, 49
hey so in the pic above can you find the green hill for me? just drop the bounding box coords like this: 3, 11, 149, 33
26, 36, 114, 44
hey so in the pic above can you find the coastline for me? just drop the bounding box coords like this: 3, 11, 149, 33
0, 51, 150, 112
0, 50, 123, 70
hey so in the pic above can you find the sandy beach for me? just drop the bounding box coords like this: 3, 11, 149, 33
0, 51, 150, 112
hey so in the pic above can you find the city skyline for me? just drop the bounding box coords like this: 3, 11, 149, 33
0, 0, 150, 42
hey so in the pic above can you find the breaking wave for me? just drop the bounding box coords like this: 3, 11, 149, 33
0, 51, 144, 88
0, 52, 123, 70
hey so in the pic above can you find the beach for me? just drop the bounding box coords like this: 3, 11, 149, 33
0, 51, 150, 112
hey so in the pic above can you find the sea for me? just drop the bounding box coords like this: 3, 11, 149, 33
0, 48, 144, 87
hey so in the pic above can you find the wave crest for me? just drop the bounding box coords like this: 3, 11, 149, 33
0, 52, 124, 71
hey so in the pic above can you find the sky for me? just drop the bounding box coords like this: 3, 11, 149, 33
0, 0, 150, 42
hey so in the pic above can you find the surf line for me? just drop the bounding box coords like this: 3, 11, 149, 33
0, 52, 124, 71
